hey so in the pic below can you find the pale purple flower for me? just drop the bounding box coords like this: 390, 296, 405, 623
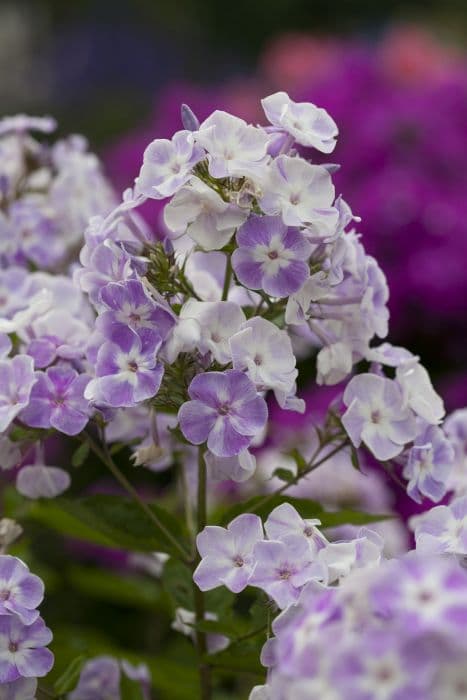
403, 424, 454, 503
171, 607, 229, 653
121, 660, 151, 700
0, 556, 44, 625
396, 359, 445, 425
68, 656, 121, 700
317, 528, 384, 584
0, 614, 53, 683
249, 535, 325, 609
16, 465, 71, 499
178, 370, 267, 457
176, 300, 246, 364
232, 215, 311, 297
230, 317, 301, 410
195, 111, 269, 179
445, 409, 467, 495
262, 91, 338, 153
264, 503, 328, 552
164, 178, 247, 251
97, 279, 174, 338
205, 448, 256, 482
1, 678, 37, 700
0, 355, 36, 433
259, 155, 337, 229
135, 129, 204, 199
0, 436, 21, 472
412, 496, 467, 556
342, 373, 417, 460
8, 197, 64, 268
76, 240, 142, 305
84, 328, 163, 408
194, 514, 263, 593
20, 366, 90, 436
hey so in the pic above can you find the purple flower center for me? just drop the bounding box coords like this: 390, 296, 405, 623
211, 333, 221, 343
371, 410, 381, 424
267, 250, 279, 260
376, 666, 395, 683
129, 312, 142, 324
253, 354, 263, 365
233, 555, 244, 568
127, 360, 139, 373
277, 567, 292, 580
303, 526, 314, 537
8, 641, 18, 653
218, 403, 231, 416
418, 589, 434, 604
0, 589, 10, 601
289, 194, 300, 205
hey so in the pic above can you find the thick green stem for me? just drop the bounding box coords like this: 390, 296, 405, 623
221, 254, 232, 301
193, 448, 212, 700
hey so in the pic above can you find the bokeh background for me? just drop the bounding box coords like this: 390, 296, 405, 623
2, 1, 467, 696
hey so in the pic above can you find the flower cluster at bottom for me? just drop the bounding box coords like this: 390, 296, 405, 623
0, 555, 53, 699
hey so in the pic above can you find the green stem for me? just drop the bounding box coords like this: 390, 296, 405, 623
83, 431, 191, 563
221, 254, 232, 301
251, 439, 349, 514
193, 448, 212, 700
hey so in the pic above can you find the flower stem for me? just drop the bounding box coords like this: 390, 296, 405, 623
221, 254, 232, 301
193, 447, 212, 700
82, 430, 191, 563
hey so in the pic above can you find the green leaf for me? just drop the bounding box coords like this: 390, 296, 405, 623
71, 441, 90, 467
204, 641, 264, 675
54, 655, 87, 694
162, 558, 194, 609
69, 566, 165, 610
288, 448, 307, 472
272, 467, 295, 483
9, 425, 52, 442
219, 495, 391, 528
350, 444, 360, 471
28, 495, 190, 557
121, 674, 145, 700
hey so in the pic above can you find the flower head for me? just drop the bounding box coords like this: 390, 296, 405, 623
0, 556, 44, 625
0, 614, 53, 683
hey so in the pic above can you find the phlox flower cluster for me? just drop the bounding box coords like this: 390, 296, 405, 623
67, 655, 151, 700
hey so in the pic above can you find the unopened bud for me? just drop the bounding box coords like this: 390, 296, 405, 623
131, 443, 166, 467
181, 104, 200, 132
0, 518, 23, 553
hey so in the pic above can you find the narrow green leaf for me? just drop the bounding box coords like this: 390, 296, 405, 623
54, 655, 87, 694
162, 558, 194, 609
288, 448, 307, 472
69, 566, 164, 610
272, 467, 295, 483
121, 674, 145, 700
71, 441, 90, 467
350, 444, 360, 471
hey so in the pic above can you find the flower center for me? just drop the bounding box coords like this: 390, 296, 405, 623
0, 589, 10, 601
289, 193, 300, 205
267, 250, 279, 260
218, 403, 231, 416
371, 410, 381, 424
278, 568, 292, 580
233, 555, 244, 568
127, 360, 139, 373
253, 354, 263, 365
8, 641, 18, 653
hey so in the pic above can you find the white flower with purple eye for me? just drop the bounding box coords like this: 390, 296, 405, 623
195, 111, 269, 179
232, 215, 311, 298
97, 279, 175, 338
403, 424, 454, 504
259, 156, 337, 229
194, 514, 263, 593
177, 300, 246, 364
318, 528, 384, 584
0, 614, 53, 682
1, 678, 37, 700
163, 178, 247, 251
411, 496, 467, 556
135, 129, 204, 199
84, 328, 164, 408
0, 556, 44, 625
0, 355, 36, 433
249, 535, 326, 609
342, 374, 417, 461
20, 366, 90, 436
16, 464, 71, 499
396, 359, 444, 425
264, 503, 328, 552
178, 370, 267, 457
230, 317, 300, 405
262, 91, 338, 153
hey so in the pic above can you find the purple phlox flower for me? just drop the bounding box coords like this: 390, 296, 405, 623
261, 91, 338, 153
205, 448, 257, 482
68, 656, 121, 700
411, 496, 467, 556
396, 359, 444, 425
1, 678, 37, 700
259, 155, 337, 229
76, 239, 144, 306
172, 607, 228, 653
249, 534, 326, 609
232, 215, 311, 298
0, 556, 44, 625
316, 341, 353, 386
360, 256, 390, 340
181, 103, 200, 132
16, 464, 71, 499
434, 660, 467, 699
264, 503, 328, 552
0, 355, 36, 433
174, 300, 245, 364
194, 514, 263, 593
317, 528, 384, 584
403, 424, 454, 504
164, 177, 247, 251
230, 317, 301, 409
370, 553, 467, 637
0, 268, 30, 319
195, 110, 270, 179
0, 289, 52, 336
342, 373, 417, 461
0, 115, 56, 136
444, 409, 467, 496
178, 370, 267, 457
20, 365, 90, 436
97, 279, 175, 339
135, 129, 204, 199
84, 328, 164, 408
365, 342, 416, 368
8, 197, 64, 268
121, 660, 151, 700
0, 614, 53, 683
